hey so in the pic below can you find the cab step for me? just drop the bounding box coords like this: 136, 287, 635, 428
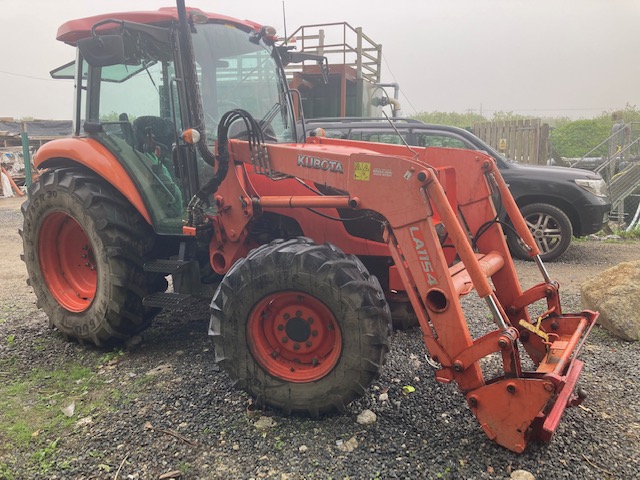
143, 292, 192, 309
144, 259, 196, 274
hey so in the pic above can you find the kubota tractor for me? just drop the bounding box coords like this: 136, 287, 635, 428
22, 1, 597, 453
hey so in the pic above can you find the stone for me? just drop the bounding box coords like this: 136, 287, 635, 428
337, 436, 358, 452
356, 409, 377, 425
378, 392, 389, 402
254, 416, 277, 430
298, 445, 308, 453
581, 261, 640, 341
511, 469, 535, 480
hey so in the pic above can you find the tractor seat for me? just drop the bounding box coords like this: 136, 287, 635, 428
133, 116, 175, 156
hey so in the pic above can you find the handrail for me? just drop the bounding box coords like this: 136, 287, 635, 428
594, 137, 640, 174
282, 22, 382, 83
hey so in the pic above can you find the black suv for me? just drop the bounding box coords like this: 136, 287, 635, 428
300, 118, 611, 261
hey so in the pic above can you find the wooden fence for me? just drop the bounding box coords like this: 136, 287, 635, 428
472, 119, 549, 165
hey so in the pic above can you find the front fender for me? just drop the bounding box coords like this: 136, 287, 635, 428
35, 138, 152, 224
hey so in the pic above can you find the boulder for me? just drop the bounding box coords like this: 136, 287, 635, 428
581, 261, 640, 341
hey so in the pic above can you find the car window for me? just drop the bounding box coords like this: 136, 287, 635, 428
350, 129, 408, 145
413, 132, 473, 149
322, 129, 348, 139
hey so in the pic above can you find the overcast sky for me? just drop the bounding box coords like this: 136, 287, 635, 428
1, 0, 639, 120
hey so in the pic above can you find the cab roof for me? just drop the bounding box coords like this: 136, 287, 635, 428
57, 7, 263, 45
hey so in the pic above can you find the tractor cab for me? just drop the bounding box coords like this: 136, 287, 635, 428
51, 8, 297, 234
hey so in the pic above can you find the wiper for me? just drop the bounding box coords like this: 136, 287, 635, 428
259, 102, 281, 130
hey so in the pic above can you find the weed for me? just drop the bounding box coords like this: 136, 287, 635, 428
6, 335, 15, 347
98, 348, 124, 366
273, 437, 285, 451
613, 227, 640, 240
88, 450, 105, 459
30, 437, 59, 474
0, 462, 14, 480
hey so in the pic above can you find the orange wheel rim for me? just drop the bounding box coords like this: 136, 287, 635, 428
38, 212, 96, 312
247, 291, 342, 383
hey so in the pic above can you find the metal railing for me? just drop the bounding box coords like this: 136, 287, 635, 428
282, 22, 382, 83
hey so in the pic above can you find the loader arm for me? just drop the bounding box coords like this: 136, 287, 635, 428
201, 135, 596, 453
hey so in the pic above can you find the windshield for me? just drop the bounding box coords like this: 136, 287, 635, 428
191, 23, 295, 143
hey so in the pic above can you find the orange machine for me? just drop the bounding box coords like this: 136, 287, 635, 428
23, 1, 595, 452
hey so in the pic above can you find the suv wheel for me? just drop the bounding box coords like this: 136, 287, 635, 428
507, 203, 573, 262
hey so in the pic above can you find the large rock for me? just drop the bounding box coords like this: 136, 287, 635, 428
581, 261, 640, 341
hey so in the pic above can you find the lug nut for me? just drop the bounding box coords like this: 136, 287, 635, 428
293, 343, 300, 351
306, 341, 312, 347
284, 313, 290, 320
311, 330, 318, 337
281, 337, 288, 343
307, 317, 314, 324
296, 310, 302, 317
277, 324, 284, 331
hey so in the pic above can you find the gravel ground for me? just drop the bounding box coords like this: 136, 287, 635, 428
0, 196, 639, 479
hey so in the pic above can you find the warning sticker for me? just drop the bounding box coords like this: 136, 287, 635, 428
372, 167, 393, 178
354, 162, 371, 181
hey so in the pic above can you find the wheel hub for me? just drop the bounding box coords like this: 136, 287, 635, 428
284, 314, 311, 343
247, 291, 342, 383
38, 211, 96, 312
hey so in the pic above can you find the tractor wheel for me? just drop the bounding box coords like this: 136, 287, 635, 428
506, 203, 573, 262
21, 167, 164, 346
210, 238, 391, 416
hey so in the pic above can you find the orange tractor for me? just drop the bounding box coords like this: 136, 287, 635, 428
22, 2, 596, 453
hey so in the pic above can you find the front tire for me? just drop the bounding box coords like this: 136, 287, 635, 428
21, 167, 164, 346
506, 203, 573, 262
210, 238, 390, 416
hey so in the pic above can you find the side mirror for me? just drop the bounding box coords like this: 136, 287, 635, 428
77, 35, 125, 67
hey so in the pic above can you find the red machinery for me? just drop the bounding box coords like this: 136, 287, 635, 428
22, 2, 596, 452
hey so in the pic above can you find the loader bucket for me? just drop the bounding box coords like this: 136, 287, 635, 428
465, 310, 597, 453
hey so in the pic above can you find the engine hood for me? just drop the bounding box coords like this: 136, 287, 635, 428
504, 162, 603, 181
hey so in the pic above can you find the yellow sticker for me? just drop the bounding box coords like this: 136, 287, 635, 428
354, 162, 371, 181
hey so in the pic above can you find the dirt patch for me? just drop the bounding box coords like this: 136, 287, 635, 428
515, 239, 640, 294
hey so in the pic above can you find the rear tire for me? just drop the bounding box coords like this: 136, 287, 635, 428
21, 167, 164, 346
506, 203, 573, 262
210, 237, 390, 416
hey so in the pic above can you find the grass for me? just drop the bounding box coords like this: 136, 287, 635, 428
613, 226, 640, 240
0, 347, 133, 476
0, 364, 96, 447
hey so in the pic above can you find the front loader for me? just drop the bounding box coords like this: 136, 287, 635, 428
22, 1, 596, 453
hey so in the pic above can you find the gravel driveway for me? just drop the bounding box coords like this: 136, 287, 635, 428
0, 196, 638, 480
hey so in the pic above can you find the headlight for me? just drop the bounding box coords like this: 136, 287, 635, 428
575, 178, 609, 197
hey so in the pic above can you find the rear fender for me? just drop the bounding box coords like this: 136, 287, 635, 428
34, 138, 152, 224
